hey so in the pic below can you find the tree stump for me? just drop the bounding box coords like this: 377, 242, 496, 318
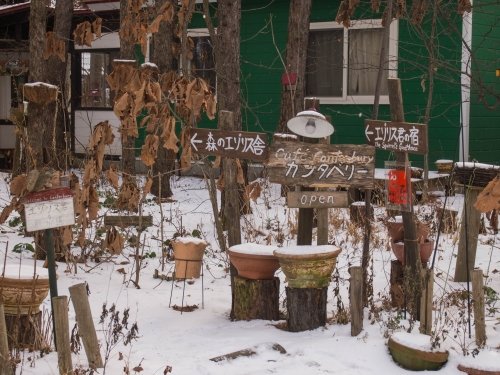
286, 287, 327, 332
233, 276, 280, 321
436, 207, 458, 233
350, 201, 373, 226
390, 260, 405, 309
5, 312, 44, 350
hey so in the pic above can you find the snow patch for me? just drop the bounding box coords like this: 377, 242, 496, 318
274, 245, 339, 256
1, 264, 49, 279
229, 244, 278, 256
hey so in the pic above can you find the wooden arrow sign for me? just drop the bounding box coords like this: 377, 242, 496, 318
187, 128, 269, 161
364, 119, 427, 154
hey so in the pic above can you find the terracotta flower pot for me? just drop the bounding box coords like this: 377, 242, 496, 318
386, 217, 430, 242
274, 245, 341, 288
172, 237, 207, 279
228, 244, 280, 280
0, 265, 49, 315
388, 332, 449, 371
391, 239, 434, 265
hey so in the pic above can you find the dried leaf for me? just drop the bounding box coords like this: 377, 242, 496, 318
73, 21, 93, 47
185, 78, 208, 117
61, 226, 73, 246
44, 31, 65, 62
88, 186, 99, 221
143, 176, 153, 199
117, 182, 141, 212
10, 175, 27, 197
160, 71, 178, 94
140, 134, 159, 167
204, 93, 217, 120
246, 181, 262, 202
105, 167, 120, 189
105, 226, 124, 255
180, 128, 192, 171
235, 159, 245, 185
92, 18, 102, 38
161, 117, 179, 153
475, 176, 500, 212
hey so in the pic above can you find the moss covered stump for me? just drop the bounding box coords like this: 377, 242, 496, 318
233, 276, 280, 321
286, 287, 327, 332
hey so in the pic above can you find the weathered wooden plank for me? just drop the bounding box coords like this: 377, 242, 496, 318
266, 141, 375, 188
472, 269, 486, 347
349, 266, 363, 336
103, 215, 152, 228
287, 191, 348, 208
364, 119, 428, 154
187, 128, 269, 161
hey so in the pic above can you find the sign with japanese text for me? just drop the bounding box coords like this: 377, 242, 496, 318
364, 119, 427, 154
24, 187, 75, 232
188, 128, 268, 161
385, 161, 411, 211
287, 191, 348, 208
266, 140, 375, 188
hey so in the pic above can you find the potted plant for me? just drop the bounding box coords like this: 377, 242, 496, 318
0, 264, 49, 315
273, 245, 341, 288
172, 237, 207, 279
388, 331, 449, 371
228, 243, 280, 280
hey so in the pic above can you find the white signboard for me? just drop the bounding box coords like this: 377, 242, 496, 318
24, 187, 75, 232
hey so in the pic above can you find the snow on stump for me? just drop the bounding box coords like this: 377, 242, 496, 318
229, 244, 280, 321
274, 245, 341, 332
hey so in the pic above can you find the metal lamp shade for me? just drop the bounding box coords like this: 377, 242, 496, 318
286, 110, 334, 138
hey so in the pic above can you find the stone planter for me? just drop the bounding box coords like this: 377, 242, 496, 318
228, 244, 280, 280
457, 350, 500, 375
172, 237, 207, 279
388, 332, 449, 371
0, 265, 49, 315
391, 239, 434, 265
273, 245, 341, 288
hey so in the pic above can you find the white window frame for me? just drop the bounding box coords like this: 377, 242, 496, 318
309, 19, 398, 105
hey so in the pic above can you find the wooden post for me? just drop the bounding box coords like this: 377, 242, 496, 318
316, 135, 331, 245
454, 185, 482, 282
388, 78, 422, 319
0, 305, 13, 375
286, 287, 327, 332
390, 260, 405, 308
233, 276, 280, 321
419, 269, 434, 335
52, 296, 73, 375
349, 266, 363, 336
472, 269, 486, 347
68, 283, 103, 369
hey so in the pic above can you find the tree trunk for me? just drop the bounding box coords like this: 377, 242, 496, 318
286, 287, 327, 332
233, 276, 280, 321
44, 0, 73, 171
151, 0, 175, 198
120, 0, 137, 183
277, 0, 312, 133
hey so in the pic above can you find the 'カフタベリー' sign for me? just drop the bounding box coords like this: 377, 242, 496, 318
364, 119, 427, 154
266, 140, 375, 188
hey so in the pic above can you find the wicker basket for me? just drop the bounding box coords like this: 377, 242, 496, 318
454, 162, 499, 188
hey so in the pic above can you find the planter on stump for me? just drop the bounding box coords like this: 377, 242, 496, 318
0, 264, 49, 350
388, 332, 449, 371
228, 244, 281, 321
386, 216, 430, 242
274, 245, 341, 332
390, 238, 434, 265
172, 237, 207, 279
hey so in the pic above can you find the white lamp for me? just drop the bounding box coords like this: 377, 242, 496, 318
286, 110, 334, 138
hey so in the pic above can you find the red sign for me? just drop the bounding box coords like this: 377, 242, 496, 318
387, 169, 410, 206
24, 187, 73, 204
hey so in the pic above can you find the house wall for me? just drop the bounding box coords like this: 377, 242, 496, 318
469, 0, 500, 165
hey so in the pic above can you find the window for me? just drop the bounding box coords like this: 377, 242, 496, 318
306, 20, 398, 104
77, 50, 119, 108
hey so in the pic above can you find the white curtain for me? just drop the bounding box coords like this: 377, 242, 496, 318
348, 28, 388, 96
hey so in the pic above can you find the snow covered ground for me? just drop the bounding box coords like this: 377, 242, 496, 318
0, 172, 498, 374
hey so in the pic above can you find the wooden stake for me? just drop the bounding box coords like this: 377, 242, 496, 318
68, 283, 103, 369
472, 269, 486, 347
52, 296, 73, 375
0, 304, 13, 375
419, 269, 434, 335
454, 186, 482, 282
349, 266, 363, 336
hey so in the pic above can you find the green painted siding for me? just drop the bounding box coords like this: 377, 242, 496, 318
469, 0, 500, 164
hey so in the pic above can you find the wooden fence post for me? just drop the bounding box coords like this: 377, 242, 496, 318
53, 296, 73, 375
0, 304, 13, 375
68, 283, 103, 369
349, 266, 363, 336
419, 269, 434, 335
472, 269, 486, 347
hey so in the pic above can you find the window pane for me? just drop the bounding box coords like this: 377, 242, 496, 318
348, 28, 388, 96
306, 29, 343, 97
80, 51, 118, 108
189, 36, 216, 91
